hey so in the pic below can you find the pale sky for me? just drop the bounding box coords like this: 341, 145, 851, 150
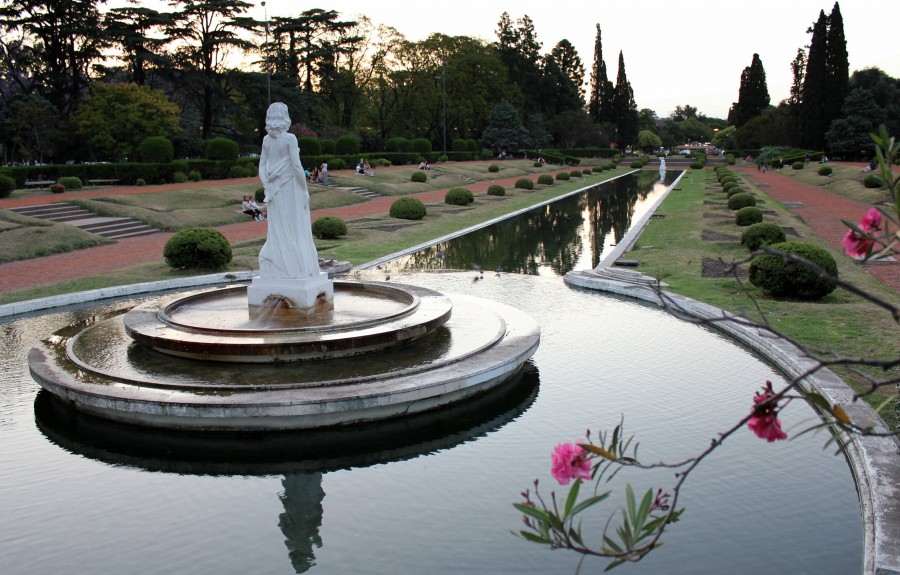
115, 0, 900, 120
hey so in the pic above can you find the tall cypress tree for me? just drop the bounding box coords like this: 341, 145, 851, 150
824, 2, 849, 136
799, 9, 828, 149
732, 53, 770, 128
612, 51, 638, 148
588, 24, 607, 122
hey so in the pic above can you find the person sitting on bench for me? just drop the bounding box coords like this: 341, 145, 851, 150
242, 195, 265, 220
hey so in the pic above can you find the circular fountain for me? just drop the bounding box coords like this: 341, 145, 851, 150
28, 279, 540, 431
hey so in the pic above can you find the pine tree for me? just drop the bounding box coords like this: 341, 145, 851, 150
799, 10, 828, 149
612, 51, 638, 148
588, 24, 608, 122
824, 2, 849, 136
732, 53, 770, 128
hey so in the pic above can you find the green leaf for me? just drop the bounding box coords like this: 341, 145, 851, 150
581, 443, 617, 461
570, 492, 611, 517
633, 488, 654, 536
605, 558, 629, 571
513, 503, 550, 523
564, 478, 581, 518
603, 535, 623, 553
803, 390, 832, 411
519, 531, 552, 545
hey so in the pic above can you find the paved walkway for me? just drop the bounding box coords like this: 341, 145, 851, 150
1, 164, 897, 294
735, 165, 899, 293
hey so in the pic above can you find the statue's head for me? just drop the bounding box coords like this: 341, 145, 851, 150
266, 102, 291, 134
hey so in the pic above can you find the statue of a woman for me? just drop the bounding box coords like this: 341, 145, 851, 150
258, 102, 320, 280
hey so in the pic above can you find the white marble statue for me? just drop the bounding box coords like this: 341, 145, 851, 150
258, 102, 320, 280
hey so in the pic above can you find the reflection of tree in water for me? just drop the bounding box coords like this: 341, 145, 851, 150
385, 171, 676, 275
279, 473, 325, 573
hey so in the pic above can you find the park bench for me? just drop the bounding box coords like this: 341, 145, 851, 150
87, 179, 120, 186
24, 180, 55, 188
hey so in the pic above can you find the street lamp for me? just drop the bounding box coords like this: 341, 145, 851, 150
262, 1, 270, 105
441, 61, 447, 154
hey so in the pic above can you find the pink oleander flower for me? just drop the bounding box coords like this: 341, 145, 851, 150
860, 208, 884, 233
842, 229, 873, 258
551, 441, 591, 485
747, 381, 787, 442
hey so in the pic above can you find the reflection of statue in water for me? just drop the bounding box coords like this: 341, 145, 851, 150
258, 102, 320, 279
279, 473, 325, 573
247, 102, 334, 316
658, 156, 666, 182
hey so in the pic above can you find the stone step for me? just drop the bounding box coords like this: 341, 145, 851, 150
7, 202, 161, 240
10, 203, 93, 221
343, 186, 381, 198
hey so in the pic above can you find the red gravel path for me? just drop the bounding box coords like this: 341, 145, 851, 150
736, 166, 899, 293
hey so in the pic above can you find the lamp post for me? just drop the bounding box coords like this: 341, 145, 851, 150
262, 1, 270, 105
441, 61, 447, 154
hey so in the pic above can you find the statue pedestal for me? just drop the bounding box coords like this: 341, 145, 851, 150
247, 273, 334, 318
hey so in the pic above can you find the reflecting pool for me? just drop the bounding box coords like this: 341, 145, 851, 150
0, 271, 861, 574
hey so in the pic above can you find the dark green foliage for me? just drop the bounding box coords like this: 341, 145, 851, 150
139, 136, 175, 163
0, 175, 15, 197
690, 161, 704, 169
605, 163, 617, 170
320, 139, 336, 154
488, 164, 500, 173
411, 171, 427, 183
727, 193, 757, 210
390, 197, 426, 220
726, 154, 736, 165
312, 216, 347, 239
825, 88, 886, 157
58, 177, 82, 190
189, 170, 201, 182
136, 179, 146, 186
731, 54, 770, 127
445, 188, 474, 206
300, 137, 321, 156
163, 228, 232, 270
582, 167, 592, 174
749, 241, 838, 300
570, 170, 582, 177
630, 160, 643, 168
726, 187, 745, 199
480, 100, 530, 149
612, 51, 638, 148
466, 139, 479, 152
387, 137, 413, 152
412, 138, 432, 154
556, 172, 570, 180
487, 184, 506, 196
735, 206, 764, 226
799, 10, 829, 149
741, 222, 786, 250
818, 165, 833, 176
227, 165, 250, 178
863, 174, 882, 188
533, 162, 543, 168
451, 139, 468, 152
172, 171, 188, 183
329, 158, 346, 170
335, 135, 360, 155
204, 138, 239, 162
824, 3, 850, 137
255, 188, 265, 203
720, 176, 737, 186
537, 174, 554, 185
515, 178, 534, 190
792, 161, 804, 170
723, 181, 740, 194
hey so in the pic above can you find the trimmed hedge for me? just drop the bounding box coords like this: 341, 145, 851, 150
411, 171, 427, 183
0, 175, 15, 197
515, 178, 534, 190
722, 181, 740, 194
312, 216, 347, 239
488, 164, 500, 172
863, 174, 882, 188
299, 137, 321, 156
58, 176, 82, 190
139, 136, 174, 163
556, 172, 570, 180
204, 138, 239, 162
487, 184, 505, 196
817, 165, 832, 176
163, 227, 232, 270
791, 161, 804, 170
390, 197, 426, 220
537, 174, 554, 185
741, 222, 786, 250
735, 206, 764, 226
445, 187, 474, 205
727, 193, 757, 210
749, 241, 838, 300
570, 170, 582, 177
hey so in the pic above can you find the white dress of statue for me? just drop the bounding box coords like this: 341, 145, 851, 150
247, 102, 333, 315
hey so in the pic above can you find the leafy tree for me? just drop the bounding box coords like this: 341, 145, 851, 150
166, 0, 255, 139
729, 53, 770, 128
544, 109, 602, 148
735, 108, 790, 149
671, 105, 698, 121
99, 5, 170, 86
825, 88, 886, 158
525, 113, 551, 149
849, 67, 900, 136
2, 93, 63, 163
638, 130, 661, 152
0, 0, 104, 117
479, 99, 529, 150
71, 83, 180, 162
588, 24, 610, 123
787, 47, 806, 145
680, 117, 713, 144
711, 125, 736, 149
612, 51, 638, 148
540, 40, 585, 116
494, 13, 543, 113
638, 108, 658, 132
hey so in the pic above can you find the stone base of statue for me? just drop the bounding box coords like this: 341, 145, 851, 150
247, 272, 334, 319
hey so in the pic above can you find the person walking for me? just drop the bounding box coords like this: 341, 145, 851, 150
320, 161, 329, 186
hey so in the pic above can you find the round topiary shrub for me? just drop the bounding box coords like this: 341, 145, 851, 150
50, 183, 65, 193
818, 165, 832, 176
390, 197, 426, 220
299, 137, 321, 156
163, 227, 233, 270
727, 192, 757, 210
335, 135, 360, 155
189, 170, 201, 182
582, 167, 592, 174
570, 170, 582, 177
533, 161, 543, 168
719, 176, 736, 186
722, 181, 740, 194
791, 161, 804, 170
227, 165, 248, 179
863, 173, 882, 188
445, 187, 474, 205
488, 164, 500, 173
630, 160, 643, 168
135, 179, 146, 186
606, 163, 617, 170
749, 241, 838, 300
411, 171, 427, 183
172, 171, 189, 183
255, 187, 265, 203
726, 186, 745, 199
0, 174, 15, 198
204, 137, 239, 162
537, 174, 554, 185
741, 222, 787, 251
311, 216, 348, 239
139, 136, 174, 163
487, 184, 505, 196
58, 176, 82, 190
386, 137, 412, 152
556, 172, 570, 181
412, 138, 432, 154
735, 206, 764, 226
690, 161, 704, 169
515, 178, 534, 190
